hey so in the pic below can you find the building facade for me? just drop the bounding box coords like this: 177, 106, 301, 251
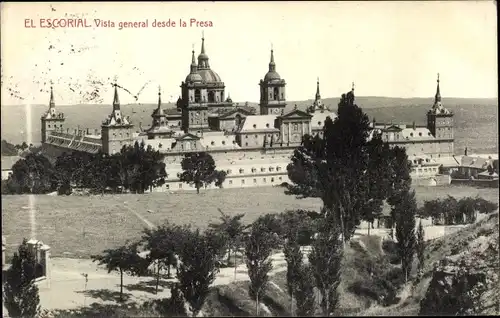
41, 38, 456, 191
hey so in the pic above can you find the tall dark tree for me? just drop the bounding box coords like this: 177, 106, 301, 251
180, 152, 225, 193
7, 153, 57, 194
309, 223, 343, 317
416, 220, 425, 276
394, 189, 417, 282
91, 241, 147, 302
3, 239, 41, 318
177, 229, 220, 317
387, 146, 412, 226
282, 211, 315, 316
286, 90, 390, 244
245, 216, 279, 316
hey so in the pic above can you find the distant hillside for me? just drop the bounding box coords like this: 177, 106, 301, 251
1, 96, 497, 154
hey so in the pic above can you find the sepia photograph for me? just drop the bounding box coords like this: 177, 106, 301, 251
1, 1, 498, 317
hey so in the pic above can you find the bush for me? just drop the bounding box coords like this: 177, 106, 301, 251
382, 239, 400, 265
348, 254, 404, 307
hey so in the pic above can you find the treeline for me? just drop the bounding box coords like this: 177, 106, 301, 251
1, 140, 34, 156
2, 140, 228, 195
3, 141, 167, 195
418, 196, 498, 225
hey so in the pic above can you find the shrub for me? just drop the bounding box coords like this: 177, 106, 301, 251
382, 239, 400, 265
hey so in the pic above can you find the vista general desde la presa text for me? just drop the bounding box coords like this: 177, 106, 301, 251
24, 18, 214, 29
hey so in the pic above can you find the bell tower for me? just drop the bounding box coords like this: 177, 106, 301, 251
101, 84, 134, 154
259, 48, 287, 115
180, 47, 209, 135
426, 73, 454, 155
41, 86, 65, 143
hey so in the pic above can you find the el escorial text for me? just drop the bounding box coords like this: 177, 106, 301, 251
24, 18, 214, 29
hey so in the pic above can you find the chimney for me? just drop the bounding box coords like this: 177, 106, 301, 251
94, 128, 98, 135
372, 117, 376, 127
74, 129, 77, 135
464, 147, 468, 156
67, 128, 69, 133
412, 121, 416, 130
86, 128, 89, 135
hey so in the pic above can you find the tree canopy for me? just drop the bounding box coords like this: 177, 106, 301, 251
180, 152, 225, 193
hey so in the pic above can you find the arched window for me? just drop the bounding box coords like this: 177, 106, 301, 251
194, 89, 201, 103
208, 91, 215, 103
273, 87, 279, 100
185, 141, 191, 150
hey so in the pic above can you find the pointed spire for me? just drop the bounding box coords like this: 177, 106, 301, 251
190, 49, 198, 73
201, 31, 205, 54
434, 73, 441, 103
197, 33, 210, 69
157, 86, 162, 109
315, 77, 321, 100
113, 83, 120, 110
49, 86, 55, 108
269, 49, 276, 72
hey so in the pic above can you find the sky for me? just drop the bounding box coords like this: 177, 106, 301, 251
1, 1, 497, 106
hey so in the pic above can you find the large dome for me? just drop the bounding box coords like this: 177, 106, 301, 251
197, 69, 222, 83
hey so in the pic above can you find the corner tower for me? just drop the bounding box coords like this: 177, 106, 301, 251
426, 73, 454, 154
101, 84, 134, 154
259, 49, 287, 115
41, 86, 65, 143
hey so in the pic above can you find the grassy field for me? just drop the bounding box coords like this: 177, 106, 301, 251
2, 185, 498, 260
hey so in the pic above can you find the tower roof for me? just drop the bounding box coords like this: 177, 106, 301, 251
152, 86, 166, 117
315, 78, 321, 100
49, 86, 55, 108
197, 35, 210, 70
264, 49, 281, 82
113, 83, 120, 110
186, 50, 203, 83
430, 73, 452, 115
434, 73, 441, 104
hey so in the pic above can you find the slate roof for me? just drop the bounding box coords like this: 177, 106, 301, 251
237, 115, 279, 133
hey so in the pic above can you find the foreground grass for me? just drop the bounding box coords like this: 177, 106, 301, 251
2, 185, 497, 261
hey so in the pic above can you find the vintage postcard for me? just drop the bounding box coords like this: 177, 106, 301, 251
1, 1, 498, 317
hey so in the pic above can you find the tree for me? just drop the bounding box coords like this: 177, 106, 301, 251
120, 141, 167, 193
177, 229, 220, 317
54, 151, 92, 194
309, 223, 343, 317
282, 211, 315, 316
286, 90, 391, 244
142, 223, 184, 294
180, 152, 224, 193
394, 189, 417, 283
7, 153, 57, 194
245, 216, 279, 316
387, 146, 412, 227
474, 197, 498, 215
3, 239, 41, 318
208, 209, 249, 269
457, 197, 477, 224
416, 220, 425, 276
91, 241, 147, 302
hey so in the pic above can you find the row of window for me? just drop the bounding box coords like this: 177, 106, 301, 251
165, 176, 284, 189
226, 166, 283, 175
228, 176, 283, 185
411, 167, 438, 174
